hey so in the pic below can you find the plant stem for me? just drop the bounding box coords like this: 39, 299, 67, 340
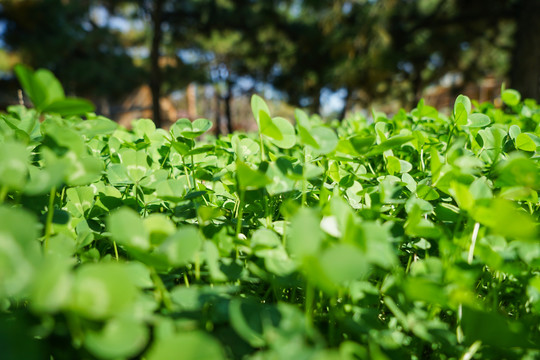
236, 189, 245, 236
467, 222, 480, 264
461, 340, 482, 360
182, 156, 193, 189
113, 241, 119, 261
305, 281, 314, 334
328, 296, 337, 346
457, 222, 481, 344
0, 185, 8, 203
259, 134, 265, 162
195, 253, 201, 281
420, 148, 425, 172
446, 124, 456, 153
44, 186, 56, 251
150, 268, 173, 311
302, 149, 308, 206
160, 145, 171, 167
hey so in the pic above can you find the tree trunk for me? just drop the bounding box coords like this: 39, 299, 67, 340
150, 0, 164, 128
510, 0, 540, 101
186, 82, 197, 119
338, 88, 351, 122
310, 89, 321, 114
215, 91, 221, 136
224, 80, 233, 134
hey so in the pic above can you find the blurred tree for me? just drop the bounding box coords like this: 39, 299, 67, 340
2, 0, 539, 127
509, 0, 540, 100
0, 0, 145, 108
386, 0, 514, 105
152, 0, 297, 134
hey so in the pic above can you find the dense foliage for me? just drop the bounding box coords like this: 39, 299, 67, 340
1, 69, 540, 359
3, 0, 539, 122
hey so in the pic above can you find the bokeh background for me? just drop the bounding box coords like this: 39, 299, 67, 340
0, 0, 538, 132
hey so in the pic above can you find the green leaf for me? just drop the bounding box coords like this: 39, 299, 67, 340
515, 133, 537, 152
454, 94, 472, 116
349, 135, 376, 154
143, 214, 176, 246
319, 244, 369, 284
508, 124, 521, 140
0, 141, 30, 190
232, 136, 260, 160
70, 262, 138, 320
14, 64, 47, 109
236, 161, 271, 190
251, 94, 271, 126
170, 118, 212, 139
108, 207, 150, 250
34, 68, 65, 106
42, 98, 95, 116
310, 126, 338, 154
145, 332, 225, 360
466, 113, 491, 128
0, 206, 40, 298
65, 186, 95, 217
496, 155, 540, 189
65, 154, 104, 186
251, 228, 281, 251
294, 108, 310, 128
118, 148, 148, 182
155, 178, 189, 202
229, 299, 280, 347
473, 199, 537, 240
462, 306, 530, 348
286, 208, 323, 259
158, 226, 202, 267
502, 89, 521, 106
298, 123, 319, 148
454, 103, 468, 126
369, 135, 415, 155
192, 118, 212, 133
386, 155, 401, 175
30, 257, 73, 313
269, 116, 296, 149
75, 118, 118, 138
132, 118, 156, 138
259, 110, 283, 140
85, 318, 149, 360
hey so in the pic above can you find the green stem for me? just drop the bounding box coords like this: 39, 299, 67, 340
467, 222, 480, 264
367, 162, 376, 175
236, 189, 245, 236
263, 192, 272, 227
183, 272, 190, 288
305, 281, 314, 334
0, 185, 8, 203
461, 340, 482, 360
446, 124, 456, 153
44, 186, 57, 251
405, 253, 413, 273
113, 241, 119, 261
259, 133, 265, 162
319, 161, 329, 207
182, 156, 193, 189
160, 146, 172, 168
328, 296, 337, 346
150, 268, 173, 311
194, 253, 201, 281
302, 149, 308, 206
420, 148, 425, 172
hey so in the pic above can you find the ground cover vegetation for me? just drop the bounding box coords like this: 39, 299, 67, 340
1, 67, 540, 359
